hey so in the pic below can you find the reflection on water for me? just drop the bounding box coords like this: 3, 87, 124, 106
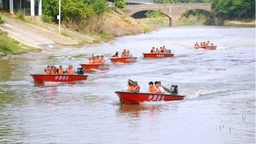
0, 26, 255, 143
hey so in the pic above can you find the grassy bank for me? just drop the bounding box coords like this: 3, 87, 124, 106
0, 29, 39, 55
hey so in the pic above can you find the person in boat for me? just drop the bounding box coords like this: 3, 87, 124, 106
86, 57, 94, 64
150, 47, 155, 53
121, 52, 127, 57
195, 42, 199, 47
149, 81, 157, 93
57, 65, 65, 74
100, 55, 105, 64
155, 48, 160, 53
123, 49, 127, 55
154, 81, 165, 94
163, 46, 167, 53
50, 65, 56, 74
126, 50, 132, 57
129, 81, 140, 93
199, 42, 203, 46
66, 65, 75, 75
202, 42, 206, 46
94, 55, 101, 64
42, 65, 51, 74
112, 52, 119, 58
158, 81, 171, 93
160, 47, 164, 53
122, 79, 134, 91
206, 41, 210, 46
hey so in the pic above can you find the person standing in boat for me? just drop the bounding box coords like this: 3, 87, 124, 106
126, 50, 132, 57
158, 81, 171, 93
112, 52, 119, 58
163, 46, 167, 53
57, 65, 65, 74
100, 55, 105, 63
86, 57, 94, 64
149, 81, 157, 93
129, 81, 140, 93
94, 55, 101, 64
150, 47, 155, 53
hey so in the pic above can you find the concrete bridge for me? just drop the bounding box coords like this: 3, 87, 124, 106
123, 3, 219, 26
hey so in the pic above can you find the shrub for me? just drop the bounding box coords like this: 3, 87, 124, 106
0, 16, 5, 24
18, 11, 25, 21
42, 15, 54, 23
143, 27, 152, 33
99, 31, 111, 39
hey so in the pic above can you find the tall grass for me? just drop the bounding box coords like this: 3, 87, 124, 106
0, 30, 36, 54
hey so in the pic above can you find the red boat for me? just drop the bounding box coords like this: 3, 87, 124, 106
195, 46, 217, 50
80, 64, 110, 71
115, 91, 185, 105
31, 74, 88, 83
110, 57, 137, 63
143, 53, 174, 58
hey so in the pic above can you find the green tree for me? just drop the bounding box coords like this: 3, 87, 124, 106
108, 0, 126, 8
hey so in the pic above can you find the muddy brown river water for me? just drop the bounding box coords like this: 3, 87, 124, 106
0, 26, 255, 143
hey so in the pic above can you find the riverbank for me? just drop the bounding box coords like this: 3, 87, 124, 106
139, 16, 255, 27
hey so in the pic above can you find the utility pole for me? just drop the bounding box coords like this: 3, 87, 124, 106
59, 0, 61, 33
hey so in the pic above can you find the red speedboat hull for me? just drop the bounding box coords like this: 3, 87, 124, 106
80, 64, 109, 71
31, 74, 88, 83
110, 57, 137, 63
143, 53, 174, 58
195, 46, 217, 50
115, 91, 185, 105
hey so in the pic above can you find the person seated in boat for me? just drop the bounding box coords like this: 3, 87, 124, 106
126, 50, 132, 57
160, 47, 164, 53
41, 65, 51, 74
66, 65, 75, 75
122, 79, 134, 91
100, 55, 105, 64
155, 48, 160, 53
86, 57, 94, 64
129, 81, 140, 93
94, 55, 101, 64
150, 47, 155, 53
163, 46, 167, 53
158, 81, 171, 93
50, 65, 56, 74
112, 52, 119, 58
206, 41, 210, 46
154, 81, 165, 94
123, 49, 127, 55
195, 42, 199, 47
149, 81, 157, 93
121, 52, 127, 57
57, 65, 65, 74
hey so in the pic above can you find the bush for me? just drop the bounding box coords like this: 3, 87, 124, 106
0, 16, 5, 24
42, 15, 54, 23
143, 27, 152, 33
99, 31, 111, 39
18, 11, 25, 21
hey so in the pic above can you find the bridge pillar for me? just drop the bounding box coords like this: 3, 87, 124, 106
169, 16, 177, 27
214, 17, 219, 25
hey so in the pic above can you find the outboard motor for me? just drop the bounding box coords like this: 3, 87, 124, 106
167, 49, 171, 53
77, 67, 84, 75
170, 85, 178, 94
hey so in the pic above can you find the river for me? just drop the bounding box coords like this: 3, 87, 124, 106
0, 26, 255, 143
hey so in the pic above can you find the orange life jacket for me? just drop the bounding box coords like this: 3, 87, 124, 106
86, 59, 94, 64
58, 68, 64, 74
94, 58, 101, 64
127, 53, 131, 57
150, 49, 155, 53
127, 85, 132, 91
163, 48, 167, 53
45, 69, 50, 74
122, 53, 126, 57
155, 86, 163, 94
149, 86, 157, 93
113, 55, 119, 58
195, 44, 199, 47
156, 50, 159, 53
101, 59, 105, 63
50, 69, 56, 74
67, 68, 73, 74
131, 85, 140, 92
206, 42, 210, 46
